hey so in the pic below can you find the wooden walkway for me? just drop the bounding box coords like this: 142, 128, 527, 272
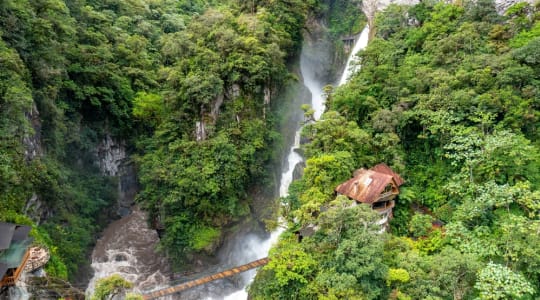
142, 257, 269, 300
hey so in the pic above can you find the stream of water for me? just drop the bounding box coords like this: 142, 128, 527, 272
339, 26, 370, 85
86, 208, 171, 296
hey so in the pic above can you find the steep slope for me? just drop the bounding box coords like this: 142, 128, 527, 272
250, 1, 540, 299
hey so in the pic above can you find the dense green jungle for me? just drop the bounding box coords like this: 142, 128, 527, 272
0, 0, 330, 282
250, 1, 540, 299
1, 0, 540, 299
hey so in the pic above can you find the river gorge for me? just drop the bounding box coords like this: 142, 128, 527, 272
85, 20, 369, 300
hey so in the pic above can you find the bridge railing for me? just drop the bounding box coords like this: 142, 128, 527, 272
142, 257, 269, 300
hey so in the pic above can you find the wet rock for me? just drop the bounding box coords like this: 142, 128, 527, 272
117, 161, 138, 216
293, 161, 306, 181
115, 254, 127, 262
24, 194, 52, 224
293, 147, 304, 157
95, 134, 138, 216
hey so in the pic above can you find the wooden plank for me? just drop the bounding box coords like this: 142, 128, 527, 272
13, 249, 31, 283
142, 258, 269, 300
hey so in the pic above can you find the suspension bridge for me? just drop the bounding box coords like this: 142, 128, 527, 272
141, 257, 269, 300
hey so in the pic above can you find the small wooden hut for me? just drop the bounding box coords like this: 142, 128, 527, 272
335, 163, 404, 226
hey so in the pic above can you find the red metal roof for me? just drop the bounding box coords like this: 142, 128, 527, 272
335, 164, 404, 204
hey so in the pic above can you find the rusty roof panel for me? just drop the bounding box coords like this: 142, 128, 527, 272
335, 169, 394, 204
371, 163, 404, 186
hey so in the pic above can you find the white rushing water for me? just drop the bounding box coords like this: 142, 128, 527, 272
86, 208, 171, 297
221, 25, 370, 299
339, 25, 370, 86
220, 43, 321, 300
221, 102, 303, 300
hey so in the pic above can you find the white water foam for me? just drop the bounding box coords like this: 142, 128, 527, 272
86, 208, 170, 297
339, 25, 370, 86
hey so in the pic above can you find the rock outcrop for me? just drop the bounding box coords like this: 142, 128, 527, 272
95, 135, 138, 216
22, 104, 42, 161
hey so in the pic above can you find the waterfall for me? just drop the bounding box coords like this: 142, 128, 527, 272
339, 25, 370, 86
220, 24, 370, 299
85, 23, 370, 300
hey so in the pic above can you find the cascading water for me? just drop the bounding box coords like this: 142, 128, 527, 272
85, 22, 369, 300
220, 123, 303, 300
339, 25, 370, 85
218, 24, 371, 299
85, 208, 171, 297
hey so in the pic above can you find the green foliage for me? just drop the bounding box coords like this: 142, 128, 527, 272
414, 228, 445, 254
256, 1, 540, 298
386, 268, 410, 286
324, 0, 366, 37
302, 111, 372, 164
191, 226, 221, 252
388, 246, 481, 299
91, 274, 134, 300
267, 233, 318, 287
251, 203, 389, 300
408, 213, 433, 238
475, 262, 535, 300
509, 22, 540, 47
132, 92, 164, 127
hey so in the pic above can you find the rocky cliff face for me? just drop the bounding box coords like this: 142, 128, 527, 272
23, 104, 42, 161
21, 104, 50, 224
24, 193, 52, 225
96, 135, 127, 177
95, 135, 138, 216
495, 0, 536, 12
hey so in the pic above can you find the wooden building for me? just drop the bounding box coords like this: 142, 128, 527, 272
335, 163, 404, 227
0, 222, 32, 288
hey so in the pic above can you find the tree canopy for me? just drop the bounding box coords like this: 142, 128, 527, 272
251, 1, 540, 299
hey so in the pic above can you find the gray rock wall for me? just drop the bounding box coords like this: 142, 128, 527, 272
95, 135, 138, 216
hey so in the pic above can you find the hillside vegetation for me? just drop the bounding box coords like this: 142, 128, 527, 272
250, 1, 540, 299
0, 0, 320, 279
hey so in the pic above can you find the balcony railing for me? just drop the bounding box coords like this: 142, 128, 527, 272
373, 200, 395, 213
377, 191, 398, 202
